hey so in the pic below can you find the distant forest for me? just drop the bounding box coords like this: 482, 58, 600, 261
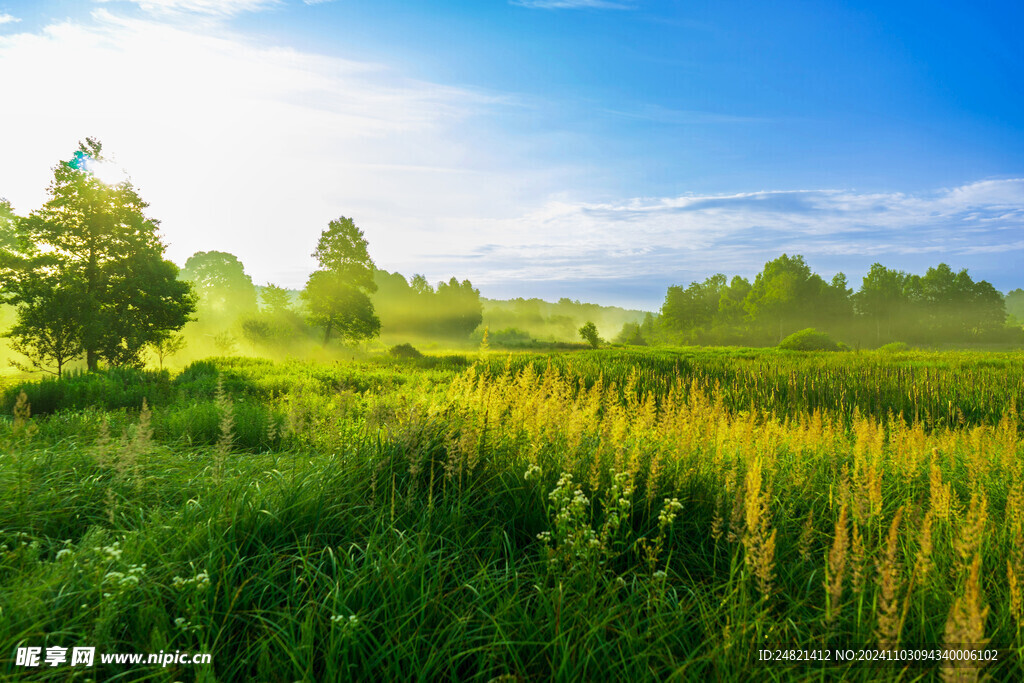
117, 249, 1024, 358
646, 255, 1024, 349
170, 252, 647, 356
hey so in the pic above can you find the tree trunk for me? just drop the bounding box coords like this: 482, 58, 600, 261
86, 243, 99, 371
323, 321, 333, 345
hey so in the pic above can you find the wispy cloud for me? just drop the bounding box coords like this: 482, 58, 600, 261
96, 0, 281, 16
413, 180, 1024, 304
511, 1, 636, 10
0, 13, 21, 25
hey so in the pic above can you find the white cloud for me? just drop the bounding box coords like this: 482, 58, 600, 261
511, 1, 636, 9
96, 0, 280, 16
0, 10, 544, 290
0, 13, 21, 25
423, 181, 1024, 296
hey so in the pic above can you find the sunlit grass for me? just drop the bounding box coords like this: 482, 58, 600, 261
1, 347, 1023, 680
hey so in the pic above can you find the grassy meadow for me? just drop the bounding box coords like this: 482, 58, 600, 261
1, 346, 1023, 681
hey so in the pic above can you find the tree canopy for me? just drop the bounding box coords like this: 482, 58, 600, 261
0, 138, 194, 372
180, 250, 258, 322
301, 216, 380, 344
656, 254, 1014, 347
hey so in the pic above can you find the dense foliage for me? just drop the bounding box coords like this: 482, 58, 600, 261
658, 254, 1017, 348
778, 328, 846, 352
301, 217, 381, 344
0, 139, 195, 374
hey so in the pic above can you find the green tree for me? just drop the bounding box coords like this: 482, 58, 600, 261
615, 322, 647, 346
661, 274, 727, 333
917, 264, 1005, 339
1007, 288, 1024, 326
180, 251, 257, 322
0, 198, 20, 253
5, 272, 83, 377
717, 275, 752, 327
579, 321, 600, 348
409, 274, 433, 296
239, 283, 304, 348
301, 217, 380, 344
149, 332, 186, 370
259, 283, 293, 315
302, 271, 380, 343
311, 217, 377, 292
744, 254, 828, 342
435, 276, 483, 338
854, 264, 909, 343
3, 139, 194, 371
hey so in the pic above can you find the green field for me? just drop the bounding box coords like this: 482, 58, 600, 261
2, 347, 1023, 681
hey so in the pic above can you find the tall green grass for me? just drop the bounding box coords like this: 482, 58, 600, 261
1, 348, 1022, 681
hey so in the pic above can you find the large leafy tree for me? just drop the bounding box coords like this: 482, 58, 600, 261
1007, 288, 1024, 326
853, 263, 909, 343
179, 250, 258, 323
743, 254, 851, 342
434, 277, 483, 338
2, 247, 84, 378
743, 255, 821, 341
661, 274, 727, 333
1, 139, 194, 371
917, 263, 1005, 339
301, 216, 380, 344
311, 216, 377, 292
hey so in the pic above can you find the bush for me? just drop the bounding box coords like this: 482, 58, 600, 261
778, 328, 845, 352
878, 341, 910, 353
489, 328, 534, 347
389, 343, 423, 359
1, 367, 174, 415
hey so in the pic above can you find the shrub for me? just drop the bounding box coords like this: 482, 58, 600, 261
1, 368, 174, 415
777, 328, 845, 352
489, 328, 533, 347
878, 341, 909, 353
389, 343, 423, 359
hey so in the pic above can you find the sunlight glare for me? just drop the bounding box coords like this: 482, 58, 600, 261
69, 151, 129, 186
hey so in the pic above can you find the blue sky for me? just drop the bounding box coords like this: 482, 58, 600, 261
1, 0, 1022, 309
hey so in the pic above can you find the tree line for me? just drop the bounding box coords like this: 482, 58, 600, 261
647, 254, 1018, 348
180, 250, 486, 352
0, 139, 487, 376
2, 140, 1022, 376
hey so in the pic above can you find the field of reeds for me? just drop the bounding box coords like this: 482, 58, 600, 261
1, 346, 1023, 681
